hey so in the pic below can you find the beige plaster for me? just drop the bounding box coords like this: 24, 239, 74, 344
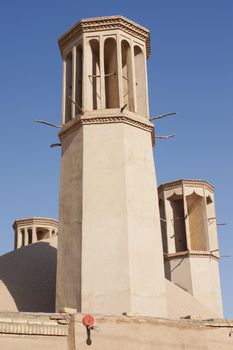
57, 118, 167, 317
70, 314, 233, 350
166, 279, 217, 319
0, 312, 233, 350
0, 230, 221, 319
0, 312, 67, 350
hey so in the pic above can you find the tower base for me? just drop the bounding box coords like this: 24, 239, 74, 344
56, 111, 167, 317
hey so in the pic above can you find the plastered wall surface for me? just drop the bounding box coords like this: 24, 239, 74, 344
0, 335, 67, 350
56, 127, 83, 312
1, 313, 232, 350
57, 120, 167, 317
0, 312, 68, 350
70, 314, 233, 350
189, 256, 223, 317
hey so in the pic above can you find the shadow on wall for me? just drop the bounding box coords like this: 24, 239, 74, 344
0, 242, 57, 312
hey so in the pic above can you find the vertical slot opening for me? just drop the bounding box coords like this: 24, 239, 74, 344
65, 52, 72, 122
15, 231, 18, 250
134, 46, 147, 116
28, 229, 32, 244
104, 38, 119, 108
88, 39, 100, 110
121, 40, 134, 111
36, 228, 50, 241
159, 198, 168, 253
75, 44, 83, 115
21, 229, 25, 247
187, 192, 208, 251
169, 194, 187, 252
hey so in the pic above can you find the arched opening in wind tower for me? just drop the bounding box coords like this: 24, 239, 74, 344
28, 229, 32, 244
168, 194, 187, 252
104, 38, 119, 108
65, 51, 72, 122
121, 40, 134, 112
134, 46, 147, 116
159, 198, 168, 253
21, 229, 25, 247
75, 44, 83, 115
187, 192, 209, 251
36, 227, 50, 241
87, 39, 101, 110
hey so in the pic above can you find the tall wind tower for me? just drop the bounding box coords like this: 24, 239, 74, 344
56, 16, 167, 317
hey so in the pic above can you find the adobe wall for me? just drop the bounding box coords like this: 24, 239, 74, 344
0, 312, 233, 349
71, 314, 233, 350
0, 336, 67, 350
0, 312, 67, 350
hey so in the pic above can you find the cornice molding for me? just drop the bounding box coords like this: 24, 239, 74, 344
59, 113, 155, 145
58, 15, 150, 57
13, 218, 58, 230
158, 179, 214, 193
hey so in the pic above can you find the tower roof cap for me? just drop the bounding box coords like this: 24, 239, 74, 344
158, 179, 215, 193
58, 15, 151, 57
12, 217, 58, 230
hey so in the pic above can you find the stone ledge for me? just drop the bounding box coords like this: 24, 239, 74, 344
164, 250, 219, 260
59, 110, 155, 145
72, 313, 233, 328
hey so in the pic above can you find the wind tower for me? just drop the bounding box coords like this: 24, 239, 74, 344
158, 179, 223, 317
13, 217, 58, 249
56, 16, 167, 317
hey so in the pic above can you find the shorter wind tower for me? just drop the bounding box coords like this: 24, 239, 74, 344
56, 16, 167, 317
158, 179, 223, 317
13, 218, 58, 250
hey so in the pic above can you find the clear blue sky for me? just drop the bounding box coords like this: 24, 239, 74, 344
0, 0, 232, 317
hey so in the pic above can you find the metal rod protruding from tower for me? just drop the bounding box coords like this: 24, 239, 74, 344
121, 104, 127, 112
156, 134, 176, 139
68, 96, 83, 113
150, 112, 177, 121
34, 120, 62, 128
50, 143, 62, 148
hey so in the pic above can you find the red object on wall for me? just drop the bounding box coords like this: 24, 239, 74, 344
82, 314, 95, 327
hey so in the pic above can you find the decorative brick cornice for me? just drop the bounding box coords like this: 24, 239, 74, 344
58, 15, 151, 57
59, 111, 155, 145
164, 250, 219, 261
158, 179, 214, 193
13, 217, 58, 230
0, 315, 67, 336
